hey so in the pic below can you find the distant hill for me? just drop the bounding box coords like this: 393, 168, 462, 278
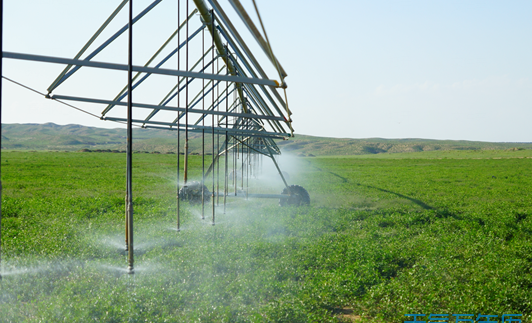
2, 123, 531, 156
2, 123, 199, 153
276, 135, 532, 156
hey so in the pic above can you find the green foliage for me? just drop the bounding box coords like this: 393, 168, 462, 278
0, 151, 531, 322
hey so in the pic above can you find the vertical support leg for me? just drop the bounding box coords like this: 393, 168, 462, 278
224, 134, 228, 214
201, 26, 205, 220
212, 123, 215, 225
223, 76, 229, 214
211, 8, 215, 226
216, 60, 220, 206
241, 139, 244, 189
125, 194, 128, 250
201, 129, 205, 219
256, 151, 259, 178
246, 147, 251, 200
126, 0, 134, 275
176, 0, 181, 232
216, 130, 220, 205
177, 122, 181, 230
0, 0, 3, 281
233, 142, 237, 195
183, 0, 190, 187
212, 128, 215, 225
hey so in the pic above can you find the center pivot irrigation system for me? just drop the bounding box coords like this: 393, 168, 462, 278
0, 0, 310, 275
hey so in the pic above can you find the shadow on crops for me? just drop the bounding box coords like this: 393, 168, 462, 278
327, 171, 348, 183
327, 171, 434, 210
361, 184, 434, 210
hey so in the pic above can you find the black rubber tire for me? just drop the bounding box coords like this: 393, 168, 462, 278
279, 185, 310, 207
178, 181, 211, 205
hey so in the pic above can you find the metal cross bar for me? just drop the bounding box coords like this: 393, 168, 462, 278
109, 24, 206, 111
228, 52, 287, 127
104, 116, 290, 137
48, 0, 164, 93
227, 0, 286, 78
50, 94, 285, 121
102, 9, 200, 116
2, 52, 281, 87
241, 88, 281, 134
209, 0, 292, 119
48, 0, 130, 93
144, 125, 285, 140
216, 24, 286, 120
143, 50, 218, 123
193, 0, 249, 113
173, 78, 224, 123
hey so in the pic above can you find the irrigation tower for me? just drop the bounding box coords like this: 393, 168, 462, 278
1, 0, 309, 275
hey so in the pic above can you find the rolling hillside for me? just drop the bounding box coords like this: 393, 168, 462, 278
2, 123, 531, 156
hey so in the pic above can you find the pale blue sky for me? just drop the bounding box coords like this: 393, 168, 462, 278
2, 0, 531, 142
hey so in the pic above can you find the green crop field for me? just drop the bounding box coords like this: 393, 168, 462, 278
1, 150, 531, 322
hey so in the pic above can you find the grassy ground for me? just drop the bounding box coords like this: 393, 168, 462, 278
1, 151, 530, 322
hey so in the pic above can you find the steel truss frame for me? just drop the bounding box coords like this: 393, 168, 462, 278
1, 0, 295, 275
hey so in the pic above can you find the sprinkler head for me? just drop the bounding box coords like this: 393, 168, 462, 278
128, 266, 135, 275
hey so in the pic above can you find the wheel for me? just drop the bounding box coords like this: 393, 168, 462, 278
179, 181, 211, 204
279, 185, 310, 207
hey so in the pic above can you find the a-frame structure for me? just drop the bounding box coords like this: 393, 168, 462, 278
1, 0, 309, 274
